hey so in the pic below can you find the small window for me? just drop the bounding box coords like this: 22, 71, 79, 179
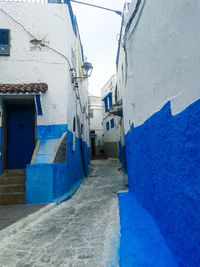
0, 29, 10, 56
108, 93, 112, 108
104, 98, 108, 113
106, 121, 109, 131
111, 119, 114, 128
73, 117, 76, 132
89, 109, 93, 118
81, 123, 83, 135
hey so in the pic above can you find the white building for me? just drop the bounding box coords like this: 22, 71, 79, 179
117, 1, 200, 266
88, 95, 104, 158
0, 1, 91, 204
101, 75, 122, 159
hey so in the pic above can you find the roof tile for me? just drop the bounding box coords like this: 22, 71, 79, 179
0, 83, 48, 94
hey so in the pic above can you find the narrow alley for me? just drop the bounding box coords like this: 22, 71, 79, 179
0, 160, 127, 267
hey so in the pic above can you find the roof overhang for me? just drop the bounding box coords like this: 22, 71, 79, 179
0, 83, 48, 94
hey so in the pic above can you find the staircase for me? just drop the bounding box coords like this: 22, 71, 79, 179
0, 169, 26, 204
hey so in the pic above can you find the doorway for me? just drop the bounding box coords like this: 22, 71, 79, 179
2, 100, 35, 170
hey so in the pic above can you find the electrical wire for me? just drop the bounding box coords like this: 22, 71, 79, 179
0, 8, 89, 118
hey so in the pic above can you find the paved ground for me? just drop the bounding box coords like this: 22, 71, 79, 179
0, 204, 46, 231
0, 159, 128, 267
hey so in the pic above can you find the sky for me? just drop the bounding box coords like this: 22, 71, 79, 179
71, 0, 126, 96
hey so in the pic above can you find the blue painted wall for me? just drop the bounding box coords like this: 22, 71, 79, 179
37, 124, 68, 139
26, 125, 90, 204
125, 99, 200, 266
119, 191, 178, 267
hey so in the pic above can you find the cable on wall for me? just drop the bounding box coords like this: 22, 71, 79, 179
0, 8, 89, 118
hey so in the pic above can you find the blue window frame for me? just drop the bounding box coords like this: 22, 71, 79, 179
108, 93, 112, 108
106, 121, 109, 131
0, 29, 10, 56
35, 94, 42, 116
104, 98, 108, 113
73, 117, 76, 132
111, 119, 114, 128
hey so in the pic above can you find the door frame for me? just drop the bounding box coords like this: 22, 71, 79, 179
1, 98, 36, 172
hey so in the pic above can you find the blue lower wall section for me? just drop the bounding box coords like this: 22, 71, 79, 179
118, 141, 127, 172
37, 124, 68, 139
26, 127, 90, 204
119, 192, 178, 267
125, 99, 200, 267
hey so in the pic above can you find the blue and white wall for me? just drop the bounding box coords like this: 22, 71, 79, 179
89, 96, 104, 156
120, 0, 200, 266
0, 2, 90, 203
101, 75, 122, 159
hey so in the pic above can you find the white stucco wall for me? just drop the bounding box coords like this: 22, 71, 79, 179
89, 96, 104, 150
0, 2, 90, 145
123, 0, 200, 134
0, 3, 74, 126
101, 75, 121, 144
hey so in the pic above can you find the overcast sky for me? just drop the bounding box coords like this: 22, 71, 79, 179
71, 0, 126, 96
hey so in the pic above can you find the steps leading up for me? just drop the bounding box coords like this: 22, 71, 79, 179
0, 169, 26, 204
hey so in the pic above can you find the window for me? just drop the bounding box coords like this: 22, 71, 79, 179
104, 98, 108, 113
0, 29, 10, 56
106, 121, 109, 131
73, 117, 76, 132
89, 109, 93, 118
111, 119, 114, 128
108, 93, 112, 108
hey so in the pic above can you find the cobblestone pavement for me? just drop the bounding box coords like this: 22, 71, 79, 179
0, 159, 128, 267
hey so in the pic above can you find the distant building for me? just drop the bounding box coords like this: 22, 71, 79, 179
88, 96, 104, 158
0, 1, 90, 204
101, 75, 122, 159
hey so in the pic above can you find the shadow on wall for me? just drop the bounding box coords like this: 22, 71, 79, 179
125, 99, 200, 267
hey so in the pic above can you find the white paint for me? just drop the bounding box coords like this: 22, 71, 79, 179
101, 75, 122, 144
89, 95, 104, 154
0, 2, 90, 145
119, 0, 200, 134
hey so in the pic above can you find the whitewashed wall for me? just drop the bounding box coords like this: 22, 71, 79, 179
101, 75, 121, 144
89, 96, 104, 152
0, 3, 73, 128
123, 0, 200, 134
0, 2, 90, 144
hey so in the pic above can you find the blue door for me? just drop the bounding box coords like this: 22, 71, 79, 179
6, 104, 35, 169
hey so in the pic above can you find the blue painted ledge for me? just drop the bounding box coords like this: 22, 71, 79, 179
118, 192, 178, 267
54, 179, 83, 205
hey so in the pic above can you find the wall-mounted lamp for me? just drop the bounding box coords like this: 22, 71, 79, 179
71, 61, 93, 85
82, 62, 93, 78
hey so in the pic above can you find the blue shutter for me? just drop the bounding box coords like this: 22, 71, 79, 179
35, 94, 42, 116
104, 98, 108, 113
111, 119, 114, 128
106, 121, 109, 131
108, 93, 112, 108
0, 29, 9, 55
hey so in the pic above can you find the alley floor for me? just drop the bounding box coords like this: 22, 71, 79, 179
0, 159, 128, 267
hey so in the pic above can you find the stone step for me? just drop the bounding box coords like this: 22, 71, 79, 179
0, 176, 26, 185
0, 193, 25, 204
2, 169, 25, 177
0, 184, 25, 193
